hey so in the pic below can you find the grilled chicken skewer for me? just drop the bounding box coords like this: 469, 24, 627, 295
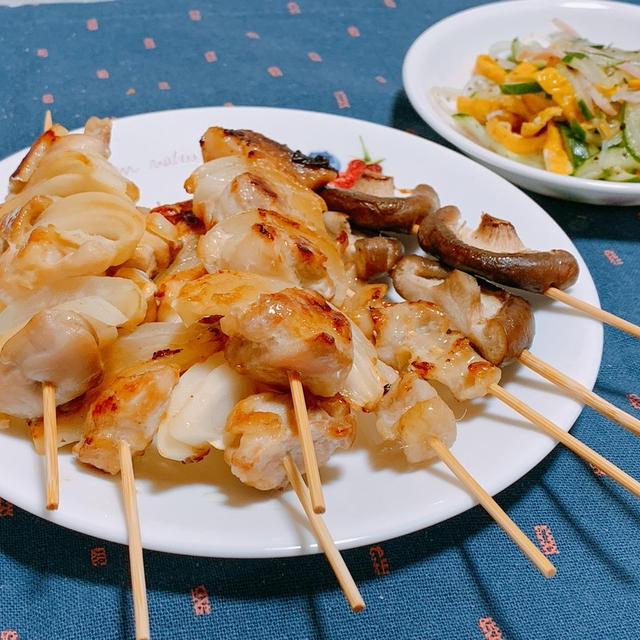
5, 112, 165, 636
371, 299, 640, 499
173, 268, 356, 512
187, 133, 354, 511
392, 254, 640, 437
375, 371, 555, 577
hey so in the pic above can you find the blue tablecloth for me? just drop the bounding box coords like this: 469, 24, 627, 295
1, 1, 639, 638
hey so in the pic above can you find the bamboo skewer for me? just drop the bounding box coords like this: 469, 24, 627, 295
41, 110, 59, 511
426, 436, 555, 577
545, 286, 640, 340
119, 440, 150, 640
282, 454, 364, 611
288, 371, 325, 514
489, 384, 640, 498
43, 109, 52, 132
42, 382, 59, 510
519, 349, 640, 437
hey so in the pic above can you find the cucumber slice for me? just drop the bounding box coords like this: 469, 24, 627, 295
559, 124, 589, 168
577, 99, 594, 120
623, 102, 640, 163
573, 145, 640, 180
499, 81, 542, 95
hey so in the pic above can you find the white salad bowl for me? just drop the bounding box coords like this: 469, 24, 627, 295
403, 0, 640, 206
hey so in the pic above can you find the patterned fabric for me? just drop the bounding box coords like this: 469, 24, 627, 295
1, 1, 639, 638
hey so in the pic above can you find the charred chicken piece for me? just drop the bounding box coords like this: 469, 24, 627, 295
197, 208, 348, 306
371, 300, 501, 401
221, 287, 353, 397
199, 127, 338, 190
185, 157, 328, 232
320, 183, 440, 233
392, 255, 534, 365
73, 361, 180, 474
417, 206, 579, 293
224, 391, 355, 491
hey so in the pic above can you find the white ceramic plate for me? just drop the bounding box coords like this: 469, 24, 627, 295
0, 106, 602, 558
403, 0, 640, 206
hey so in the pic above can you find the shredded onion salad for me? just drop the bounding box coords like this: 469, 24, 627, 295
446, 24, 640, 181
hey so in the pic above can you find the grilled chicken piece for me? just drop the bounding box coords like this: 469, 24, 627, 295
185, 157, 328, 232
392, 255, 534, 365
221, 287, 353, 397
375, 370, 456, 464
224, 391, 355, 490
197, 208, 349, 306
417, 206, 579, 293
0, 308, 103, 418
73, 361, 180, 474
199, 127, 338, 190
371, 300, 501, 401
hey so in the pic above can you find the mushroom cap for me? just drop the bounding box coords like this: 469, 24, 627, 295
320, 183, 440, 233
417, 206, 579, 293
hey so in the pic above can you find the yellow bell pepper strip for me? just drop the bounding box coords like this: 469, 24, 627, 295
474, 54, 506, 84
521, 106, 564, 137
499, 94, 534, 120
522, 93, 556, 115
628, 78, 640, 90
543, 122, 572, 174
534, 67, 580, 121
456, 96, 502, 123
504, 61, 539, 82
596, 84, 619, 97
485, 116, 547, 154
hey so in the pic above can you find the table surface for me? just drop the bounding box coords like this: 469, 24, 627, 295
1, 1, 639, 639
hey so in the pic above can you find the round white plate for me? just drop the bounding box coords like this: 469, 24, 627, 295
403, 0, 640, 206
0, 106, 602, 557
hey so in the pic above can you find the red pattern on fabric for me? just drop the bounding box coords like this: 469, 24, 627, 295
478, 617, 503, 640
190, 585, 211, 615
534, 524, 560, 555
334, 90, 349, 108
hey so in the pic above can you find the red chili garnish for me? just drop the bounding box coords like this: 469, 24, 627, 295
329, 159, 367, 188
